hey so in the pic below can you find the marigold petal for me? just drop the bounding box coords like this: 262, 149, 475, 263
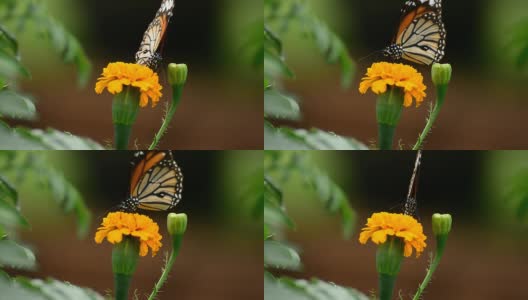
95, 62, 163, 108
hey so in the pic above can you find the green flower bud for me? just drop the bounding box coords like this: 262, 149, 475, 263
431, 63, 452, 87
168, 63, 188, 86
432, 213, 452, 237
167, 213, 188, 236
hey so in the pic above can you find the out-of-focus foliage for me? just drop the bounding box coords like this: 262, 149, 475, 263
509, 19, 528, 69
264, 0, 365, 150
0, 152, 102, 300
0, 0, 101, 150
263, 151, 365, 299
505, 169, 528, 220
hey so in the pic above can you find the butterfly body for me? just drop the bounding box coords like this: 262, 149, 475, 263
383, 0, 446, 65
135, 0, 175, 69
120, 151, 183, 212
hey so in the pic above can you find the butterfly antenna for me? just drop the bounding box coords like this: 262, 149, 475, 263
358, 50, 384, 63
404, 150, 422, 216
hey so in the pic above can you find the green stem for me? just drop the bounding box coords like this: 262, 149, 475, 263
114, 124, 132, 150
378, 124, 396, 150
114, 273, 132, 300
379, 274, 397, 300
412, 235, 448, 300
412, 85, 447, 150
149, 85, 184, 150
148, 234, 184, 300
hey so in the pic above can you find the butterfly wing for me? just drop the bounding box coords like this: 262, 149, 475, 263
129, 151, 183, 211
135, 0, 175, 68
391, 0, 446, 65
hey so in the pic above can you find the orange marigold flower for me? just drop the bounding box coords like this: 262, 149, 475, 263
359, 62, 427, 107
94, 211, 162, 257
95, 62, 162, 108
359, 212, 427, 258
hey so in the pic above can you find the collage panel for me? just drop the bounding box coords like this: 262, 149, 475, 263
264, 0, 528, 150
0, 151, 262, 299
264, 151, 528, 299
0, 0, 261, 150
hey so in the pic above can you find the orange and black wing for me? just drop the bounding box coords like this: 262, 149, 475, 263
394, 0, 446, 65
129, 151, 183, 211
135, 0, 175, 67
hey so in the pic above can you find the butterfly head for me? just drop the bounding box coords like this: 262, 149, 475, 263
383, 44, 403, 61
119, 197, 139, 212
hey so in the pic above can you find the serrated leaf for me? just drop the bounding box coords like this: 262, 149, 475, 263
265, 50, 295, 80
265, 89, 300, 121
264, 272, 307, 300
293, 129, 368, 150
264, 240, 301, 270
0, 239, 36, 270
0, 90, 37, 120
0, 198, 29, 229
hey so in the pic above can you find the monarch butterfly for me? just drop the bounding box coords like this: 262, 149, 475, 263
403, 150, 422, 216
120, 151, 183, 212
135, 0, 175, 69
383, 0, 446, 65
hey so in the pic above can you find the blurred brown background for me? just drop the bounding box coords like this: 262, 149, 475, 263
5, 0, 262, 149
272, 151, 528, 299
7, 151, 262, 299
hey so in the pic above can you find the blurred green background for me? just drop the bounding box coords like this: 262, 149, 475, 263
269, 0, 528, 149
3, 0, 262, 149
274, 151, 528, 299
4, 150, 262, 299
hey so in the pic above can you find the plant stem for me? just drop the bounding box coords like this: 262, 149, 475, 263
114, 273, 132, 300
148, 234, 184, 300
412, 236, 447, 300
149, 85, 184, 150
379, 274, 397, 300
378, 124, 396, 150
413, 86, 447, 150
114, 124, 132, 150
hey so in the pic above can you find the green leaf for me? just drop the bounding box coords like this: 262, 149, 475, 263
264, 123, 312, 150
0, 25, 18, 56
293, 129, 368, 150
0, 123, 104, 150
0, 197, 29, 229
16, 128, 104, 150
0, 90, 37, 120
0, 239, 36, 270
0, 277, 104, 300
265, 125, 368, 150
264, 240, 301, 271
17, 278, 105, 300
265, 273, 370, 300
0, 175, 17, 206
0, 122, 47, 150
282, 277, 370, 300
0, 49, 30, 79
265, 89, 300, 121
265, 50, 295, 80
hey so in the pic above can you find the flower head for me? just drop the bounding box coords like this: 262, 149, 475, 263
359, 62, 427, 107
94, 211, 162, 257
95, 62, 162, 108
359, 212, 426, 257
